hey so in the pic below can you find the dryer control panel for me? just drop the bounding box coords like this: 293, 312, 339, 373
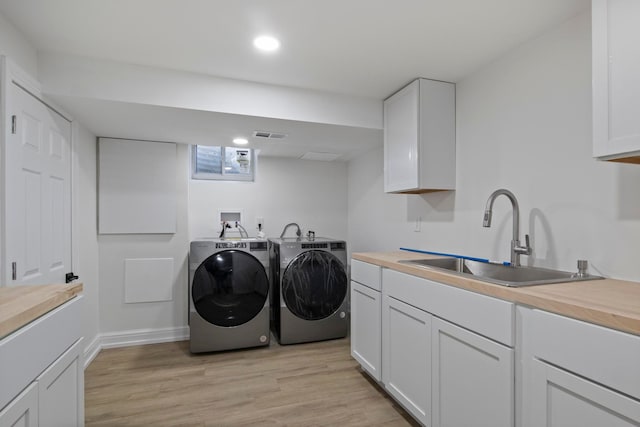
215, 242, 247, 249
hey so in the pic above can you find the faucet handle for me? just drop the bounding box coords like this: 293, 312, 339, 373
514, 234, 532, 256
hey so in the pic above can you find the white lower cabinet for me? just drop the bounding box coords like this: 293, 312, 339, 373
0, 296, 84, 427
351, 261, 640, 427
520, 307, 640, 427
529, 359, 639, 426
378, 268, 514, 427
351, 281, 382, 381
382, 295, 431, 426
37, 338, 84, 427
350, 260, 383, 382
0, 383, 38, 427
432, 317, 513, 427
0, 338, 84, 427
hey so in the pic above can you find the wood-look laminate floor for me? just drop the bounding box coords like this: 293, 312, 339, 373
85, 337, 419, 426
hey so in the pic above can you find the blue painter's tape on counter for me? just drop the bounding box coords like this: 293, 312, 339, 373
399, 247, 490, 263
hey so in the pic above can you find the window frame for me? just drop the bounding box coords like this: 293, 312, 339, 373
191, 145, 255, 182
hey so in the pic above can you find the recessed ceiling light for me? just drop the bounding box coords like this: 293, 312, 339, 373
233, 137, 249, 145
253, 35, 280, 52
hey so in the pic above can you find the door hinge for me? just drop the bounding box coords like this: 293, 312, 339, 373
11, 115, 17, 134
11, 262, 16, 280
65, 272, 78, 283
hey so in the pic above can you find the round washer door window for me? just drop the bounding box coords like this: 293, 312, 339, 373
192, 250, 269, 327
282, 250, 347, 320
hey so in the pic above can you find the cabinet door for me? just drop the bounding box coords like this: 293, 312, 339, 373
0, 383, 38, 427
593, 0, 640, 161
432, 318, 514, 427
384, 80, 419, 193
350, 281, 381, 381
528, 359, 640, 427
382, 295, 431, 426
37, 338, 84, 427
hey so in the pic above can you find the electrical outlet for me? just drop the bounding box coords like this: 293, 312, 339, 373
414, 216, 421, 232
256, 217, 264, 230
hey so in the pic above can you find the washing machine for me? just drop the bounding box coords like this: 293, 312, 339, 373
189, 239, 270, 353
269, 237, 348, 345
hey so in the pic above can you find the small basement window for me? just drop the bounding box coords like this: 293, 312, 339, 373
191, 145, 254, 181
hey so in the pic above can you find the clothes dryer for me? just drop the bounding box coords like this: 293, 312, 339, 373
269, 237, 348, 345
189, 239, 269, 353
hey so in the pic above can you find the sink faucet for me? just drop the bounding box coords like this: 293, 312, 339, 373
483, 189, 531, 267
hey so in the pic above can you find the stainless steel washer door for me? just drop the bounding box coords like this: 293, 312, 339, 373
192, 250, 269, 327
282, 250, 347, 320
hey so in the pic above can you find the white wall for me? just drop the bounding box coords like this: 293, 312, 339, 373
0, 12, 102, 359
95, 153, 347, 341
0, 9, 102, 360
348, 11, 640, 282
97, 143, 190, 343
190, 156, 348, 241
72, 123, 100, 363
39, 53, 381, 130
0, 11, 38, 78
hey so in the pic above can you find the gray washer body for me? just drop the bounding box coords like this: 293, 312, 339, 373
189, 239, 270, 353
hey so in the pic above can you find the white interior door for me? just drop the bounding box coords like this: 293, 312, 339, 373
4, 82, 71, 285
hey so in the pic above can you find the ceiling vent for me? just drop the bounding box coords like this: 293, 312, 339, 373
253, 131, 287, 139
300, 152, 341, 161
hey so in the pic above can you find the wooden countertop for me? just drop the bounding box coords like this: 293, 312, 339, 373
0, 282, 83, 339
353, 252, 640, 336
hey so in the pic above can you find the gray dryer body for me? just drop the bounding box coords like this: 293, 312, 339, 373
269, 237, 348, 345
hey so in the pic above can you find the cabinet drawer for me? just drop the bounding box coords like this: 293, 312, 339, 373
351, 259, 381, 291
530, 309, 640, 400
383, 268, 514, 346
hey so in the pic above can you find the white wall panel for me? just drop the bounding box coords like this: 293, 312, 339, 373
124, 258, 174, 303
98, 138, 177, 234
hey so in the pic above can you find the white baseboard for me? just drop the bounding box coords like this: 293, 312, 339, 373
83, 334, 102, 369
83, 326, 189, 368
100, 326, 189, 349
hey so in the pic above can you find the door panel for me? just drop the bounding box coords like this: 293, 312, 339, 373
382, 295, 431, 426
350, 281, 381, 381
281, 250, 347, 320
432, 317, 514, 427
0, 382, 38, 427
529, 359, 640, 426
5, 82, 71, 285
191, 250, 269, 327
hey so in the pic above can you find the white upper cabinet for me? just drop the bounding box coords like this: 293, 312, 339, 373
592, 0, 640, 163
383, 78, 455, 193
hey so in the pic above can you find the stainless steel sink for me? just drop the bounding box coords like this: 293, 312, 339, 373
399, 258, 604, 287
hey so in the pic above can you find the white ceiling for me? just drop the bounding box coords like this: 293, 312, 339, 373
0, 0, 590, 159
